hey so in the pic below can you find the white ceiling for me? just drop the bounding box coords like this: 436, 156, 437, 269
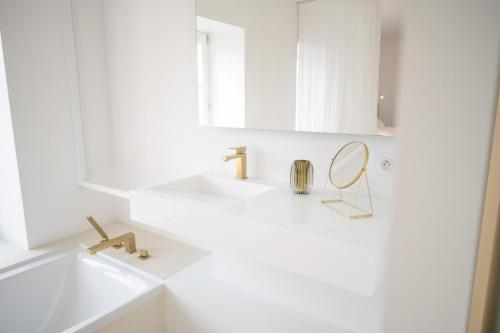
381, 0, 404, 36
293, 0, 404, 36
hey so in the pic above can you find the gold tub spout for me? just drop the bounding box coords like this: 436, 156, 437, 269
87, 232, 137, 255
86, 216, 137, 255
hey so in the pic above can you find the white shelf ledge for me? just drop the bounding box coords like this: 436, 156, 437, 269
80, 181, 130, 199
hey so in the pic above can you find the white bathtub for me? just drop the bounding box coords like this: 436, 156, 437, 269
0, 246, 163, 333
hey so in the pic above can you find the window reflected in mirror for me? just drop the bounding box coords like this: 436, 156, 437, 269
197, 17, 245, 128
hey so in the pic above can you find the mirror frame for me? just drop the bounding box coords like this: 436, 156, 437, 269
328, 141, 369, 189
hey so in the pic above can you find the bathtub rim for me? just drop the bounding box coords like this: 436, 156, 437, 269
0, 244, 166, 333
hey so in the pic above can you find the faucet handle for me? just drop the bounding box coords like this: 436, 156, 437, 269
86, 216, 109, 241
229, 146, 246, 154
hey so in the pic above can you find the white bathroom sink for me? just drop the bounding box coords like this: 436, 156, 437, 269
130, 173, 275, 225
0, 246, 163, 333
130, 173, 390, 296
144, 174, 274, 208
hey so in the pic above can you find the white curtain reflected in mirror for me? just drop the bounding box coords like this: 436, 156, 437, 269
295, 0, 380, 134
197, 16, 245, 128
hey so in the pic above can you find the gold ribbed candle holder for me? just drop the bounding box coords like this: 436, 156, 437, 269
290, 160, 314, 194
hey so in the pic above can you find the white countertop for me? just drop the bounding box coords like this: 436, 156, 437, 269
130, 173, 392, 296
134, 173, 391, 249
0, 222, 207, 279
222, 176, 391, 250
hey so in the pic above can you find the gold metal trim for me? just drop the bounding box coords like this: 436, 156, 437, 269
328, 141, 369, 190
138, 249, 151, 260
86, 216, 137, 254
321, 141, 374, 220
87, 232, 137, 255
86, 216, 109, 241
220, 146, 248, 180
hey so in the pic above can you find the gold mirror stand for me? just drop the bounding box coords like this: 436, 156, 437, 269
321, 168, 374, 220
321, 141, 374, 220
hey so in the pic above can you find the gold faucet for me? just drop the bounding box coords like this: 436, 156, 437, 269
86, 216, 137, 255
221, 146, 247, 180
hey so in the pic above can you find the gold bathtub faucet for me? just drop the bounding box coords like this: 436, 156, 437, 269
86, 216, 137, 255
220, 146, 247, 180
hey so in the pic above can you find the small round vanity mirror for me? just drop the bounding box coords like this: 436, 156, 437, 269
329, 142, 369, 189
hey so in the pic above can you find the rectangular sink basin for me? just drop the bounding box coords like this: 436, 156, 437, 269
130, 174, 275, 225
147, 174, 274, 208
0, 246, 163, 333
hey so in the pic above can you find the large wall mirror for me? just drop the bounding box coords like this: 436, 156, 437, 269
195, 0, 402, 136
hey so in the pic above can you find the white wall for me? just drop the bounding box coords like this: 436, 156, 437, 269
71, 0, 115, 186
0, 0, 118, 248
0, 34, 28, 248
384, 0, 500, 332
74, 0, 394, 201
212, 253, 385, 332
2, 0, 499, 330
164, 255, 355, 333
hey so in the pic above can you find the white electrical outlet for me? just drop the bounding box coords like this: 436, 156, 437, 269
380, 157, 393, 172
374, 152, 394, 176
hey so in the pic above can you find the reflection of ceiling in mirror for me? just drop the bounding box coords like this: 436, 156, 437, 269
381, 0, 404, 36
296, 0, 404, 36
